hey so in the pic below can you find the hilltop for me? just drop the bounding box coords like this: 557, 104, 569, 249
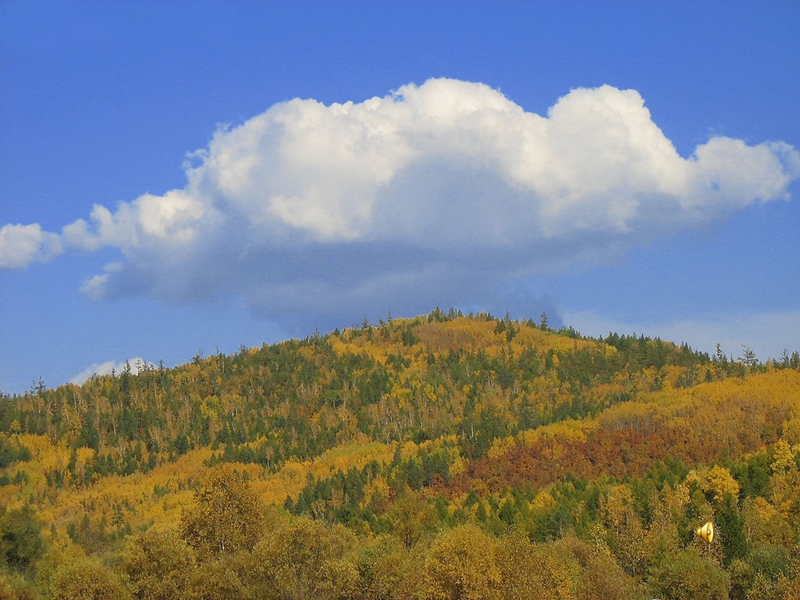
1, 310, 800, 599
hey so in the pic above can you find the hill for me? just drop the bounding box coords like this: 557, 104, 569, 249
1, 309, 799, 599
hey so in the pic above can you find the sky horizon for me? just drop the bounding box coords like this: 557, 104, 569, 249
2, 1, 799, 394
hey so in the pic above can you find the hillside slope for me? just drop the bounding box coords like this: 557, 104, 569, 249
1, 310, 800, 599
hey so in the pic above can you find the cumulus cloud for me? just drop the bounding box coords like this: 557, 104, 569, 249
69, 357, 153, 386
0, 223, 63, 269
2, 79, 798, 319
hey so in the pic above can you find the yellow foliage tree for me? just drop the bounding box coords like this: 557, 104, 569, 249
600, 485, 648, 577
495, 534, 581, 600
180, 465, 266, 557
248, 516, 359, 600
49, 556, 132, 600
422, 524, 501, 600
356, 534, 425, 600
386, 488, 438, 549
122, 528, 197, 600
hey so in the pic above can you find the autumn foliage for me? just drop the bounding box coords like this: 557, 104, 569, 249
1, 309, 800, 599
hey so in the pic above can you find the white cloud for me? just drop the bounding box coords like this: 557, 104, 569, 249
61, 190, 209, 252
0, 223, 62, 269
562, 309, 800, 361
2, 79, 798, 319
69, 357, 153, 386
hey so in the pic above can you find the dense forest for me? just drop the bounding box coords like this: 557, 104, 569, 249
1, 309, 800, 599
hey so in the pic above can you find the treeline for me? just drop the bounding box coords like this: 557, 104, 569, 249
1, 310, 800, 599
0, 311, 713, 484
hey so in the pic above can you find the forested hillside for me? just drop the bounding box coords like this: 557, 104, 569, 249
1, 310, 800, 599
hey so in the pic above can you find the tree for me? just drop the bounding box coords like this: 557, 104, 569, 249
495, 533, 582, 600
600, 485, 647, 577
180, 465, 266, 557
248, 516, 358, 600
716, 495, 748, 567
577, 550, 638, 600
713, 343, 730, 377
123, 528, 196, 600
740, 346, 758, 370
0, 576, 14, 600
187, 556, 251, 600
0, 570, 37, 600
0, 504, 43, 570
422, 524, 501, 600
386, 489, 437, 549
356, 534, 424, 600
49, 556, 132, 600
747, 542, 789, 584
648, 549, 730, 600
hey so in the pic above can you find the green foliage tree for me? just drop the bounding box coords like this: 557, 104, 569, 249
743, 542, 790, 600
717, 495, 749, 567
0, 570, 37, 600
0, 504, 43, 570
648, 549, 730, 600
740, 345, 758, 370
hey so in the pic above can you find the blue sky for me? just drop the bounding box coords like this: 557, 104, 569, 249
1, 1, 799, 394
